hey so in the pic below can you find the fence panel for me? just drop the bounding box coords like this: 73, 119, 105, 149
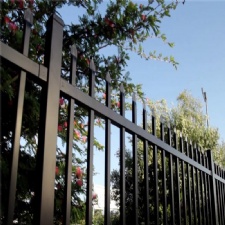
1, 12, 225, 225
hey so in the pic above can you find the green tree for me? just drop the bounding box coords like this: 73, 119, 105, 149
0, 0, 181, 224
111, 90, 225, 224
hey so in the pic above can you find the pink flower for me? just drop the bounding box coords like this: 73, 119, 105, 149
102, 93, 106, 99
76, 167, 82, 179
82, 136, 87, 143
55, 166, 59, 175
64, 121, 67, 128
117, 101, 120, 108
74, 130, 80, 138
92, 192, 98, 200
141, 14, 147, 22
59, 98, 65, 108
76, 179, 83, 187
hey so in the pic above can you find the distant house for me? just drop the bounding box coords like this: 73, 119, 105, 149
93, 184, 118, 215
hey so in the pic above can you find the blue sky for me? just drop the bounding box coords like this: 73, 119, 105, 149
59, 1, 225, 142
59, 1, 225, 185
125, 1, 225, 142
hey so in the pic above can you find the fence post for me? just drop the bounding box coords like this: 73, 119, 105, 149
35, 14, 64, 225
207, 150, 219, 225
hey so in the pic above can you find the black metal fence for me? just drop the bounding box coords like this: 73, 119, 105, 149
1, 11, 225, 225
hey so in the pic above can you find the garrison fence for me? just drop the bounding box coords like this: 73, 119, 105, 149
1, 10, 225, 225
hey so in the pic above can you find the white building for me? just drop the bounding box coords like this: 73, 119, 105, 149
93, 184, 118, 215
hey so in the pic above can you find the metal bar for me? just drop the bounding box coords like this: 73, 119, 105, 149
173, 131, 180, 224
174, 135, 181, 225
218, 181, 222, 225
222, 183, 225, 225
186, 140, 192, 225
86, 60, 96, 225
63, 45, 77, 225
205, 154, 212, 224
104, 72, 111, 225
152, 115, 159, 225
195, 148, 201, 225
7, 9, 33, 225
214, 174, 225, 184
223, 183, 225, 225
120, 84, 125, 225
199, 152, 206, 225
207, 150, 219, 225
0, 42, 47, 82
168, 127, 175, 225
181, 136, 187, 225
160, 120, 167, 225
191, 144, 197, 225
35, 14, 64, 225
203, 154, 209, 225
132, 93, 138, 225
60, 79, 212, 175
143, 104, 149, 225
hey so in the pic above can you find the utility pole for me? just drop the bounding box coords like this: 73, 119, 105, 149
201, 88, 209, 128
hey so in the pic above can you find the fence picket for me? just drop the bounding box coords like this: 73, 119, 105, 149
119, 83, 126, 225
143, 104, 150, 225
86, 59, 96, 225
104, 72, 111, 225
7, 9, 33, 225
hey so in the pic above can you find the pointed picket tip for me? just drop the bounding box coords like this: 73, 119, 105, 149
151, 108, 156, 117
24, 8, 33, 25
167, 123, 171, 129
189, 140, 192, 145
105, 72, 111, 83
71, 44, 77, 57
143, 102, 146, 110
185, 136, 188, 142
90, 58, 96, 71
160, 115, 164, 123
120, 83, 125, 93
132, 92, 136, 102
180, 132, 182, 138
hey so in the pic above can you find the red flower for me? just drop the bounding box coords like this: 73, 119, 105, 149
102, 93, 106, 99
18, 0, 24, 9
58, 125, 63, 132
64, 121, 67, 128
9, 22, 18, 33
76, 167, 82, 178
29, 0, 34, 5
76, 179, 83, 187
4, 16, 11, 24
59, 98, 64, 105
117, 101, 120, 108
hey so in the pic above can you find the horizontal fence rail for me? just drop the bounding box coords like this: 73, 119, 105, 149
1, 10, 225, 225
